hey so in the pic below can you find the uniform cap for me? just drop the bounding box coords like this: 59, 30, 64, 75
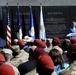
0, 53, 5, 62
70, 38, 76, 44
34, 47, 46, 59
34, 39, 46, 48
0, 38, 6, 48
38, 54, 54, 70
53, 37, 60, 43
67, 44, 76, 53
17, 40, 25, 46
0, 64, 15, 75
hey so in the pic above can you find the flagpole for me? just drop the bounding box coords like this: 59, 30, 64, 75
16, 3, 23, 40
39, 3, 46, 40
29, 5, 31, 8
6, 3, 11, 48
17, 3, 19, 8
28, 5, 35, 39
6, 3, 8, 7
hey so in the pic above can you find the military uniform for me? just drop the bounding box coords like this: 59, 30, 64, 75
10, 50, 29, 67
53, 46, 63, 54
25, 69, 39, 75
59, 63, 76, 75
25, 69, 57, 75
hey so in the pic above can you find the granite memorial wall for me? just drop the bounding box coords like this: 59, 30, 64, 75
1, 6, 76, 43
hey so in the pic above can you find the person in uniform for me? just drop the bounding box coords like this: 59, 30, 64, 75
0, 53, 15, 75
52, 37, 63, 54
1, 48, 20, 75
10, 42, 29, 67
49, 49, 69, 75
59, 44, 76, 75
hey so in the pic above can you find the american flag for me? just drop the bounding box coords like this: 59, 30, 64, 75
6, 7, 11, 46
16, 6, 22, 39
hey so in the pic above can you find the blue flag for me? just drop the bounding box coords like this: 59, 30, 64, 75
39, 6, 46, 40
28, 7, 35, 39
16, 6, 22, 39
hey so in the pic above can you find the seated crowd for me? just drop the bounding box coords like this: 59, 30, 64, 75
0, 36, 76, 75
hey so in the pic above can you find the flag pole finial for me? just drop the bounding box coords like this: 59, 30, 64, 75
17, 3, 19, 8
17, 3, 19, 5
6, 3, 8, 7
40, 3, 42, 6
29, 5, 31, 8
40, 3, 42, 5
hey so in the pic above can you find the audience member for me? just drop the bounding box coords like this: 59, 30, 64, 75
52, 37, 63, 54
18, 48, 35, 75
36, 54, 56, 75
44, 38, 52, 53
0, 53, 15, 75
18, 45, 46, 75
22, 35, 34, 52
61, 39, 71, 62
34, 39, 46, 48
59, 44, 76, 75
49, 49, 69, 74
31, 46, 57, 75
25, 69, 39, 75
10, 45, 29, 67
1, 48, 20, 75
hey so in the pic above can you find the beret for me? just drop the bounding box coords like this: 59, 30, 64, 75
62, 39, 71, 51
38, 54, 54, 70
0, 53, 5, 62
0, 38, 6, 48
0, 64, 15, 75
17, 40, 25, 46
34, 39, 46, 48
53, 37, 60, 43
70, 38, 76, 44
34, 47, 46, 59
67, 44, 76, 53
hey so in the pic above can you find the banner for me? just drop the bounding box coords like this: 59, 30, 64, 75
39, 6, 46, 40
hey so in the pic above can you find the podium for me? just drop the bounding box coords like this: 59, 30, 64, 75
67, 33, 76, 36
66, 33, 76, 39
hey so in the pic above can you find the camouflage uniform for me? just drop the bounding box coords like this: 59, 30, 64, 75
53, 46, 63, 54
59, 63, 76, 75
25, 69, 39, 75
10, 50, 29, 67
25, 69, 57, 75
